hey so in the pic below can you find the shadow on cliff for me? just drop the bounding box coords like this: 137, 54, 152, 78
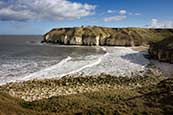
120, 50, 150, 66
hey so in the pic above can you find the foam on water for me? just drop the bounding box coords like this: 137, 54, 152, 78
20, 47, 110, 81
75, 47, 150, 76
19, 53, 104, 80
0, 36, 106, 85
59, 47, 109, 77
0, 57, 61, 85
18, 46, 150, 82
21, 56, 72, 80
0, 45, 153, 85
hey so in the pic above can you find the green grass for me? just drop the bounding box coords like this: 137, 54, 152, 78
156, 36, 173, 49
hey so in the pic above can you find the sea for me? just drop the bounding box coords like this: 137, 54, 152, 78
1, 35, 172, 85
0, 35, 105, 84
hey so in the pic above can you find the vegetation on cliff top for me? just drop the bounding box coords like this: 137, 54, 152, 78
43, 26, 173, 46
152, 36, 173, 49
149, 36, 173, 63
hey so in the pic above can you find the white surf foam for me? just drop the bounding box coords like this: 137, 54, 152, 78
21, 56, 72, 80
19, 47, 108, 81
74, 47, 150, 76
60, 56, 102, 77
0, 46, 153, 85
101, 47, 107, 51
101, 47, 109, 57
59, 47, 109, 77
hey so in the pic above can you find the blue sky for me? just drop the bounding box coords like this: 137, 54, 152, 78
0, 0, 173, 35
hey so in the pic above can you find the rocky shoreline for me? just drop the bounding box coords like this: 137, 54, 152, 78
1, 58, 173, 114
0, 63, 162, 102
1, 66, 173, 115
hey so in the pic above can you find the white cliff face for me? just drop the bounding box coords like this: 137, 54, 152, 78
65, 35, 67, 39
75, 36, 82, 45
45, 34, 50, 41
96, 36, 100, 46
64, 35, 68, 44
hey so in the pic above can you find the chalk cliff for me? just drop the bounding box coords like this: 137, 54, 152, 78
43, 26, 173, 46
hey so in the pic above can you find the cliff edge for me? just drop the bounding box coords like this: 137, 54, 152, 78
149, 36, 173, 63
43, 26, 173, 46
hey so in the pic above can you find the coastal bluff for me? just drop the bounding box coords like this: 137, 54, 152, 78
149, 36, 173, 63
43, 26, 173, 46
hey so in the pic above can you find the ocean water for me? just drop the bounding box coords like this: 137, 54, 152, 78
2, 35, 170, 85
0, 35, 105, 84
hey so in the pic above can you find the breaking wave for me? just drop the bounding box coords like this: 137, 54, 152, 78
20, 47, 108, 81
21, 56, 72, 80
0, 46, 152, 85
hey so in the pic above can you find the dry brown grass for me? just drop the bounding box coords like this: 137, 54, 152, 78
1, 73, 173, 115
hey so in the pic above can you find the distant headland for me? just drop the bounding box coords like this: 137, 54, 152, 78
42, 26, 173, 63
42, 26, 173, 46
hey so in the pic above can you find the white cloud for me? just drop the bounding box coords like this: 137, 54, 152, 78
151, 19, 158, 27
119, 10, 127, 15
104, 15, 127, 22
104, 9, 141, 23
0, 0, 96, 21
107, 10, 116, 13
148, 19, 173, 28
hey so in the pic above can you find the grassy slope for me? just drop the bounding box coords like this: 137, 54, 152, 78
1, 74, 173, 115
155, 36, 173, 49
0, 93, 38, 115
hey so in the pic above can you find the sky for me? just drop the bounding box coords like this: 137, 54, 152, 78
0, 0, 173, 35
